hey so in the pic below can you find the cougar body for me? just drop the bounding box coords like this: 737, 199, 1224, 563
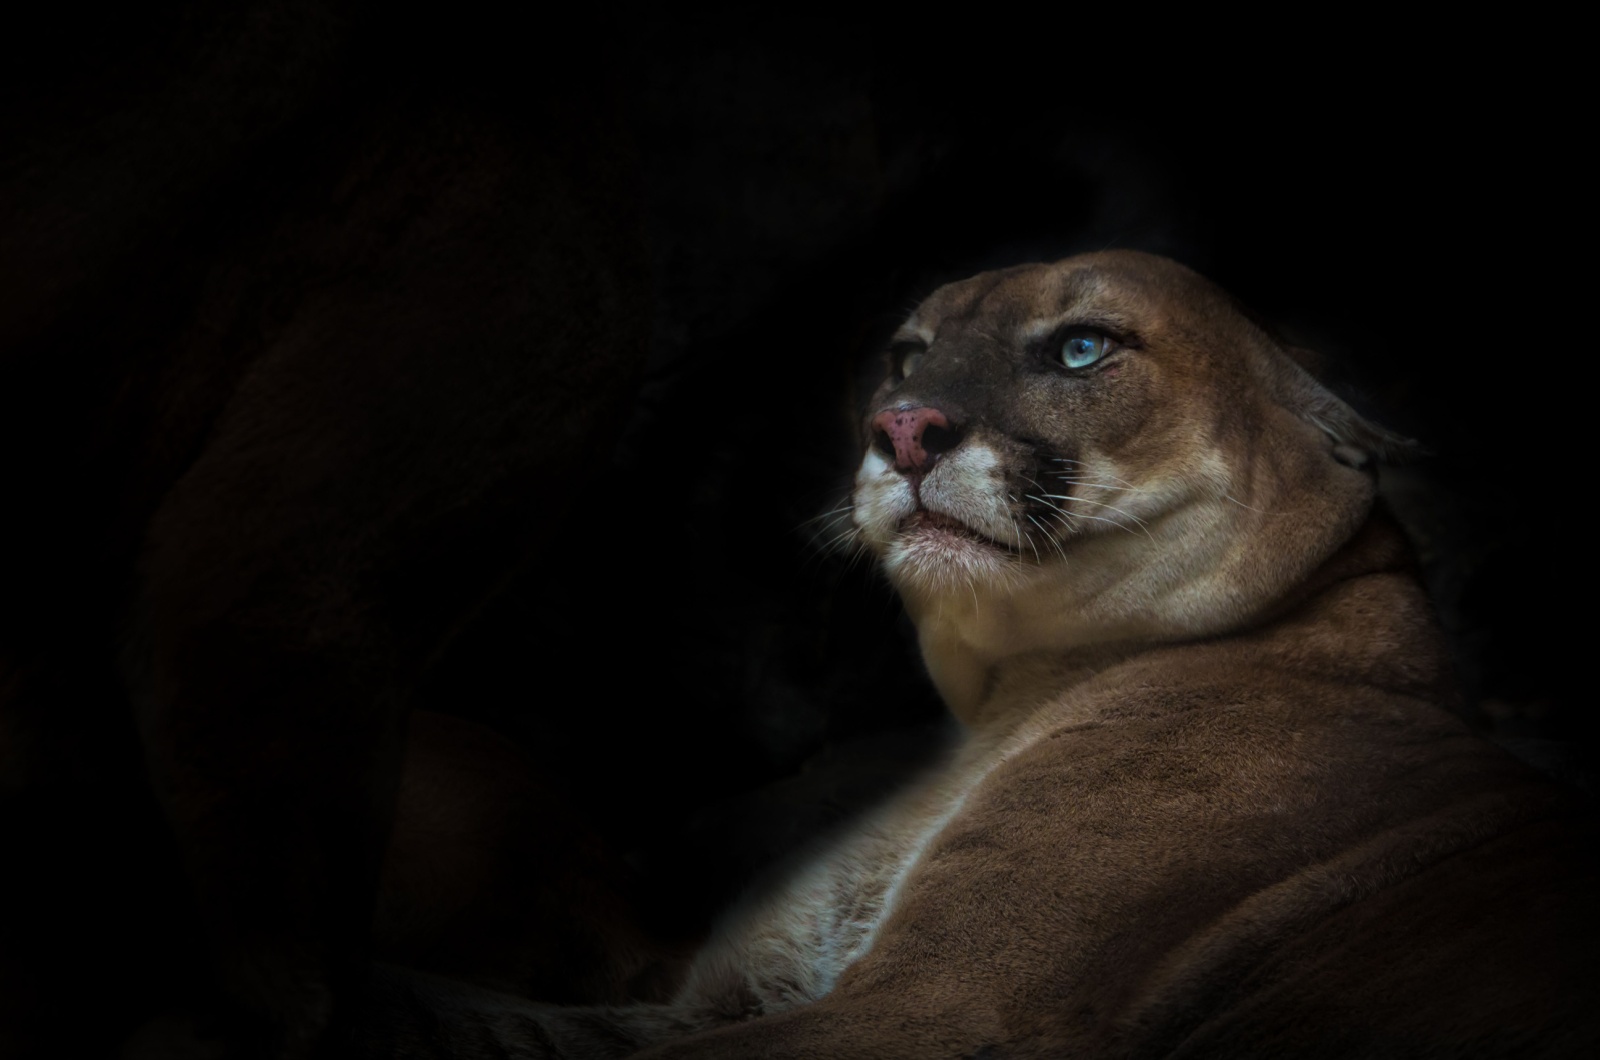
353, 251, 1598, 1059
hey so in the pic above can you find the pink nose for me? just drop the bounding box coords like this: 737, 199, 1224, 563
872, 406, 953, 472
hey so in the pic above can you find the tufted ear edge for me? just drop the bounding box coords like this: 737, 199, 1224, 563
1266, 348, 1423, 471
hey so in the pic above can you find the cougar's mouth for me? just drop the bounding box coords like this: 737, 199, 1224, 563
899, 509, 1015, 553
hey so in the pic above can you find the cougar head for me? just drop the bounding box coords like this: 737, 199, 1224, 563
850, 251, 1414, 718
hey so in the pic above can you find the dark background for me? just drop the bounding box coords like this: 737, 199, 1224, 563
1, 3, 1587, 1053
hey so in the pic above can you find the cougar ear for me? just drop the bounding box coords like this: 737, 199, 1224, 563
1265, 347, 1422, 471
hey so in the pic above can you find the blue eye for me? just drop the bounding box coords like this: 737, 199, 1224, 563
1061, 331, 1109, 369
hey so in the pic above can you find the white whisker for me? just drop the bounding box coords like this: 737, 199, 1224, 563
800, 502, 860, 526
1026, 513, 1068, 561
1047, 461, 1140, 490
1068, 496, 1152, 534
1070, 512, 1145, 537
1047, 480, 1148, 495
1011, 513, 1039, 564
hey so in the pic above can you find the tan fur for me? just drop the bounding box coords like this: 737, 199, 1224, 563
355, 251, 1598, 1058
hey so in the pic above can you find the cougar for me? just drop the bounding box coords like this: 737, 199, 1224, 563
351, 251, 1598, 1058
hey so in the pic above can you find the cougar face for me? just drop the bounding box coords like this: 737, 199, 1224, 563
851, 251, 1400, 719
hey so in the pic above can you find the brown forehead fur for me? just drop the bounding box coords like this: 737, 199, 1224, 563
884, 251, 1280, 477
909, 251, 1254, 350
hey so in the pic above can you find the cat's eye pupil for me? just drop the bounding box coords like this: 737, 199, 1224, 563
901, 352, 923, 379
